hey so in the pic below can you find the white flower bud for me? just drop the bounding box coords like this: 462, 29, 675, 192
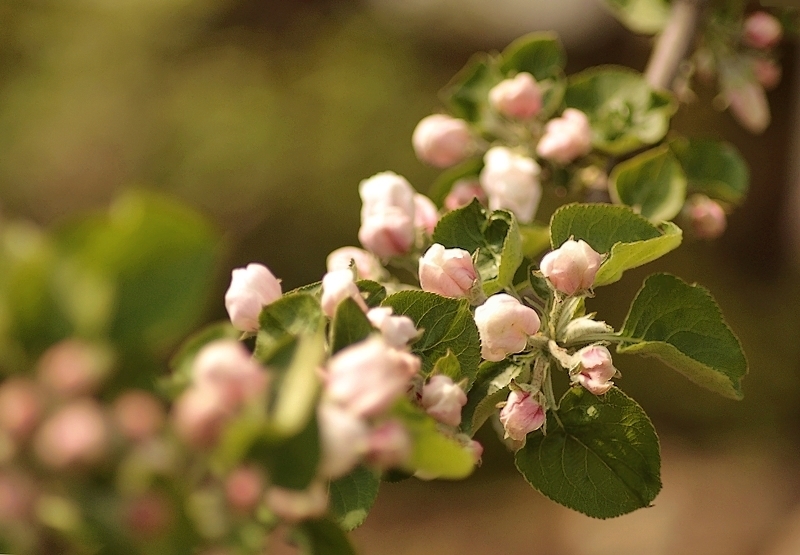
224, 263, 282, 332
479, 147, 542, 224
367, 419, 412, 469
540, 239, 603, 296
743, 11, 782, 50
686, 195, 727, 240
317, 402, 369, 479
266, 481, 328, 523
572, 345, 616, 395
499, 390, 545, 441
191, 340, 268, 409
536, 108, 593, 165
474, 294, 540, 362
412, 114, 473, 168
358, 172, 416, 258
171, 386, 230, 449
489, 72, 542, 120
36, 339, 114, 398
444, 179, 486, 211
366, 307, 419, 349
326, 246, 386, 281
321, 269, 368, 318
418, 243, 478, 299
414, 194, 440, 235
34, 399, 108, 469
421, 375, 467, 427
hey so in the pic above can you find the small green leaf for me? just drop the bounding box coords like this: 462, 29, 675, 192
599, 0, 670, 34
427, 158, 484, 207
519, 223, 551, 258
669, 137, 749, 204
440, 54, 501, 124
499, 32, 566, 81
257, 414, 320, 491
331, 298, 374, 354
619, 273, 747, 399
515, 387, 661, 518
431, 350, 462, 382
609, 146, 687, 222
270, 332, 325, 436
382, 291, 481, 386
329, 466, 380, 531
255, 293, 324, 361
461, 360, 523, 435
356, 280, 387, 308
594, 222, 682, 286
292, 518, 357, 555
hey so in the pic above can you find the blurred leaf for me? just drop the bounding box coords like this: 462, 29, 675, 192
331, 297, 373, 354
519, 223, 551, 258
255, 293, 324, 362
499, 32, 567, 81
461, 360, 523, 435
257, 414, 320, 491
669, 137, 749, 204
515, 387, 661, 518
619, 273, 747, 399
270, 331, 325, 436
440, 54, 501, 124
599, 0, 670, 34
293, 518, 357, 555
329, 466, 380, 531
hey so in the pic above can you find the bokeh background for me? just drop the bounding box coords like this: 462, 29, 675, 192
1, 0, 800, 553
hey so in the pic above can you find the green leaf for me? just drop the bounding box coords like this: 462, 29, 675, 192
461, 360, 523, 435
619, 273, 747, 399
255, 293, 324, 361
257, 414, 321, 491
669, 137, 749, 204
356, 280, 386, 308
431, 350, 463, 382
515, 387, 661, 518
331, 298, 374, 354
519, 223, 551, 258
565, 67, 675, 155
440, 54, 501, 124
382, 291, 480, 386
427, 158, 484, 208
499, 32, 566, 81
599, 0, 670, 34
270, 332, 325, 436
329, 466, 380, 531
609, 146, 687, 222
292, 518, 357, 555
549, 204, 682, 286
432, 200, 524, 295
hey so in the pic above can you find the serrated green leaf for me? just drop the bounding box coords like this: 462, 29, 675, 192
329, 466, 380, 531
431, 350, 462, 382
549, 204, 682, 286
669, 137, 749, 204
331, 298, 373, 354
255, 293, 324, 361
382, 291, 480, 386
499, 32, 566, 81
565, 67, 675, 155
427, 158, 484, 208
461, 360, 523, 435
440, 53, 501, 124
292, 518, 357, 555
515, 387, 661, 518
356, 280, 387, 308
619, 273, 747, 399
599, 0, 670, 34
609, 146, 687, 222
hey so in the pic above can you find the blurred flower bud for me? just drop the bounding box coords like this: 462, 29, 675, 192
499, 390, 545, 441
317, 402, 369, 479
444, 179, 487, 211
412, 114, 473, 168
224, 263, 282, 332
418, 243, 478, 299
0, 378, 43, 443
725, 79, 770, 134
414, 194, 440, 235
367, 419, 411, 469
0, 471, 36, 524
321, 269, 369, 318
686, 195, 727, 240
421, 375, 467, 427
743, 11, 782, 49
366, 307, 419, 349
573, 345, 616, 395
479, 146, 542, 223
326, 246, 386, 281
468, 439, 484, 464
112, 390, 165, 442
34, 399, 108, 469
225, 466, 264, 513
125, 491, 173, 538
171, 387, 230, 449
358, 172, 416, 258
540, 239, 603, 296
536, 108, 593, 165
489, 72, 542, 119
192, 340, 268, 409
266, 481, 328, 523
37, 339, 114, 398
325, 336, 420, 418
752, 57, 781, 90
474, 294, 540, 362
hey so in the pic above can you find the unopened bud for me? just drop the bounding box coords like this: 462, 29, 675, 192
752, 57, 781, 90
125, 492, 173, 538
358, 172, 416, 258
474, 294, 540, 362
112, 390, 165, 442
499, 390, 545, 442
367, 419, 412, 469
37, 340, 114, 398
418, 243, 478, 299
686, 195, 727, 240
191, 340, 268, 410
326, 247, 386, 281
414, 194, 440, 235
225, 466, 264, 513
536, 108, 593, 165
743, 11, 782, 50
0, 471, 36, 524
224, 263, 282, 332
572, 345, 616, 395
366, 307, 419, 349
444, 180, 487, 211
317, 402, 369, 479
0, 378, 43, 442
725, 79, 770, 134
412, 114, 473, 168
479, 146, 542, 224
34, 399, 108, 469
489, 72, 542, 119
171, 387, 230, 449
421, 375, 467, 427
540, 239, 603, 296
321, 269, 368, 318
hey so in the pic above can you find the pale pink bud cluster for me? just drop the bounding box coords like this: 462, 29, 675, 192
266, 481, 328, 523
489, 72, 542, 119
419, 243, 478, 299
499, 390, 545, 441
474, 294, 540, 362
480, 146, 542, 223
421, 375, 467, 427
321, 269, 368, 318
743, 12, 782, 50
367, 307, 419, 349
687, 195, 727, 240
224, 263, 282, 332
33, 399, 108, 469
358, 172, 417, 258
536, 108, 592, 165
412, 114, 473, 168
414, 194, 440, 236
326, 246, 385, 281
572, 345, 616, 395
37, 339, 113, 398
444, 179, 486, 211
540, 239, 603, 296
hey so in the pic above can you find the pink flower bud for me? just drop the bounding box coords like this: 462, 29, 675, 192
367, 419, 411, 469
687, 195, 727, 240
412, 114, 473, 168
325, 336, 420, 417
112, 390, 165, 442
0, 378, 43, 442
468, 439, 484, 464
540, 239, 603, 296
171, 386, 230, 449
224, 263, 282, 332
474, 294, 540, 362
489, 72, 542, 119
499, 390, 545, 441
125, 492, 173, 538
366, 307, 419, 349
358, 172, 416, 258
573, 345, 616, 395
421, 375, 467, 427
726, 80, 770, 134
326, 246, 385, 281
536, 108, 593, 165
414, 194, 440, 235
743, 11, 782, 49
444, 179, 487, 211
0, 471, 36, 524
321, 269, 368, 318
34, 399, 108, 469
191, 340, 268, 409
752, 57, 781, 90
479, 147, 541, 224
317, 402, 369, 479
225, 466, 264, 513
37, 339, 114, 397
418, 243, 478, 299
266, 481, 328, 523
